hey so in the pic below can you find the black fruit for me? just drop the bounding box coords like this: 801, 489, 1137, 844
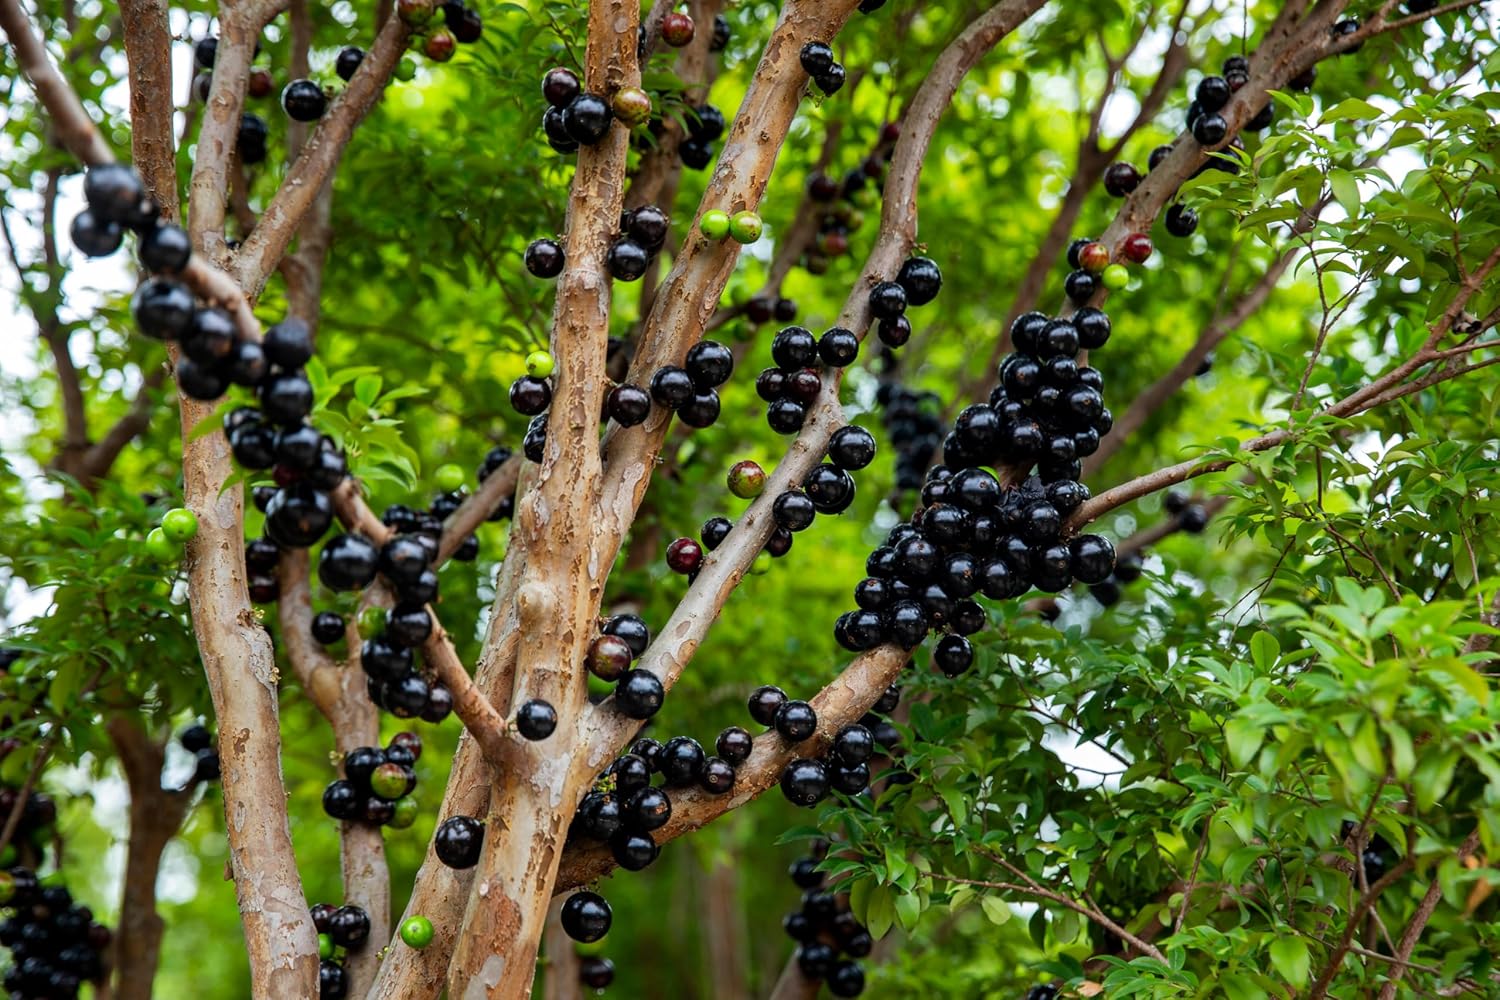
748, 685, 787, 726
614, 669, 663, 718
897, 256, 942, 305
715, 726, 752, 764
563, 93, 613, 144
131, 278, 196, 339
780, 758, 829, 807
607, 384, 651, 426
799, 42, 834, 77
265, 317, 314, 367
140, 223, 192, 273
515, 699, 557, 740
282, 79, 327, 122
649, 366, 695, 409
336, 46, 365, 81
818, 328, 859, 367
774, 700, 817, 742
525, 238, 565, 278
319, 533, 379, 591
434, 815, 484, 868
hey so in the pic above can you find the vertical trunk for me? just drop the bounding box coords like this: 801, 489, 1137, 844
700, 850, 748, 1000
106, 718, 192, 1000
542, 897, 583, 1000
334, 705, 390, 996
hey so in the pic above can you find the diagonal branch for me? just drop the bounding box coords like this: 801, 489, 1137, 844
0, 0, 114, 164
232, 12, 412, 298
585, 0, 1052, 761
558, 645, 911, 889
118, 0, 179, 217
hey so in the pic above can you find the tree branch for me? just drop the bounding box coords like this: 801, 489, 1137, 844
232, 12, 412, 299
0, 0, 114, 165
586, 0, 1051, 757
105, 716, 194, 1000
118, 0, 179, 217
558, 645, 910, 889
1377, 829, 1482, 1000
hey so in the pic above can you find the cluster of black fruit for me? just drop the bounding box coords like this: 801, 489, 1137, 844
0, 785, 54, 863
345, 518, 449, 719
177, 723, 222, 785
743, 685, 873, 807
541, 67, 616, 152
833, 318, 1121, 669
743, 293, 799, 326
781, 844, 871, 996
310, 900, 372, 999
624, 339, 734, 431
0, 873, 111, 1000
801, 122, 899, 273
322, 732, 423, 829
189, 33, 264, 104
676, 102, 726, 171
799, 41, 847, 96
1103, 48, 1325, 239
876, 383, 943, 495
525, 205, 672, 285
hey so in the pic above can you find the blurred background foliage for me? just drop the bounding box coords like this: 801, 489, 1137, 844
2, 0, 1499, 996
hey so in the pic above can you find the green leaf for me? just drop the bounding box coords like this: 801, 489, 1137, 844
48, 658, 84, 715
1225, 715, 1266, 768
1268, 936, 1310, 983
979, 895, 1011, 926
1329, 169, 1360, 216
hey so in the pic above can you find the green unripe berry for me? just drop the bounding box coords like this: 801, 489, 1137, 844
0, 871, 14, 905
145, 527, 178, 563
525, 350, 556, 378
395, 57, 418, 82
0, 845, 15, 868
389, 795, 420, 829
370, 761, 410, 801
728, 211, 763, 244
161, 507, 199, 543
319, 933, 334, 960
727, 460, 766, 499
699, 210, 730, 240
1101, 263, 1131, 290
400, 915, 435, 949
434, 464, 466, 493
358, 606, 386, 639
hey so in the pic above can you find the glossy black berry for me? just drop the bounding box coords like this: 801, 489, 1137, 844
181, 307, 236, 364
509, 375, 552, 416
685, 340, 734, 389
515, 698, 557, 740
610, 830, 659, 870
818, 327, 860, 367
828, 425, 877, 470
525, 238, 565, 278
327, 905, 370, 948
799, 41, 834, 77
319, 533, 379, 591
614, 669, 663, 719
435, 815, 484, 869
814, 64, 846, 95
832, 723, 873, 764
649, 365, 695, 409
1103, 162, 1141, 197
604, 614, 650, 657
282, 79, 327, 121
322, 779, 361, 820
1161, 203, 1199, 239
624, 785, 671, 832
772, 326, 817, 369
678, 389, 720, 428
564, 93, 613, 144
716, 726, 752, 764
772, 491, 815, 531
1064, 269, 1098, 304
774, 700, 817, 742
897, 256, 942, 305
780, 758, 829, 807
869, 281, 907, 320
929, 633, 971, 676
606, 383, 651, 426
1196, 75, 1231, 112
131, 277, 196, 339
560, 891, 611, 943
83, 163, 146, 223
748, 684, 787, 726
140, 223, 191, 273
658, 735, 705, 786
1193, 112, 1228, 145
608, 238, 650, 281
